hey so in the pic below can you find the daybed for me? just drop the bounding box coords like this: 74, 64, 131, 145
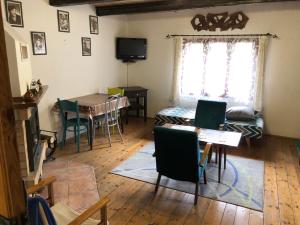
154, 106, 264, 147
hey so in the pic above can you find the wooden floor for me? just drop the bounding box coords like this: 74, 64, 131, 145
54, 118, 300, 225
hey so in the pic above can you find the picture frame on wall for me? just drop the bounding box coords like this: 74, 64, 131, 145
57, 10, 70, 32
5, 0, 24, 27
82, 37, 91, 56
89, 15, 99, 34
31, 32, 47, 55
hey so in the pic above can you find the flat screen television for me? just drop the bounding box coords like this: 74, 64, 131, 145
116, 38, 147, 62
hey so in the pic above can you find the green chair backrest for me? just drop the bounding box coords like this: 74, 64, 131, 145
107, 87, 124, 96
154, 126, 200, 183
194, 100, 227, 130
57, 98, 80, 126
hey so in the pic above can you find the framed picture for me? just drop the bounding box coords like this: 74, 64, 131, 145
31, 32, 47, 55
20, 44, 28, 60
82, 37, 91, 56
57, 10, 70, 32
89, 15, 98, 35
5, 0, 24, 27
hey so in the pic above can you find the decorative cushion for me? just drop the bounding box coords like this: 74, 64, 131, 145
226, 106, 255, 121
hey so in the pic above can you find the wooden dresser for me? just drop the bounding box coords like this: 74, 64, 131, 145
119, 86, 148, 123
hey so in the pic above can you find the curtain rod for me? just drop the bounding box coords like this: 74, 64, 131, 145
166, 33, 279, 39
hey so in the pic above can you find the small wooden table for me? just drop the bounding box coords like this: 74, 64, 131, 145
119, 86, 148, 122
163, 123, 242, 183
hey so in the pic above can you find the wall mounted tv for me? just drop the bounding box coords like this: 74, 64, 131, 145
116, 38, 147, 62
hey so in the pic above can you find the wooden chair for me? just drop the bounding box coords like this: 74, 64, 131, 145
153, 126, 212, 205
26, 176, 109, 225
57, 98, 91, 153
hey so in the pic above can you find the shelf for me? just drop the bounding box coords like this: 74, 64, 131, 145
13, 85, 48, 109
128, 102, 145, 110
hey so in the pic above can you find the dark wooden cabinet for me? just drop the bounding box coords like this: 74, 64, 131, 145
119, 86, 148, 122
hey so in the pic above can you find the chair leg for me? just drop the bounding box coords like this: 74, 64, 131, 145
87, 124, 90, 146
203, 169, 207, 184
208, 147, 213, 163
155, 173, 161, 193
74, 125, 77, 144
215, 146, 218, 164
76, 126, 80, 153
116, 123, 124, 143
194, 182, 199, 205
106, 122, 112, 147
245, 137, 251, 148
62, 125, 67, 148
120, 111, 124, 133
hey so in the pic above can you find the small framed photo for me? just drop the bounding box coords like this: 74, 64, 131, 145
5, 0, 24, 27
31, 32, 47, 55
89, 15, 98, 35
57, 10, 70, 32
20, 44, 28, 60
82, 37, 91, 56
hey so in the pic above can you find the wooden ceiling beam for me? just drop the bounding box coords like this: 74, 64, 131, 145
49, 0, 130, 7
95, 0, 300, 16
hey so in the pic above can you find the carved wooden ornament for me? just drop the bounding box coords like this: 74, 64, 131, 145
191, 11, 249, 32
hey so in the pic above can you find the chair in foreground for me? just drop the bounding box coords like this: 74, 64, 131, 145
94, 94, 123, 147
153, 126, 212, 205
57, 99, 90, 153
27, 176, 109, 225
194, 99, 227, 162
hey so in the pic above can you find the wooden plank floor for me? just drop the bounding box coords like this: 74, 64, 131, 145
54, 118, 300, 225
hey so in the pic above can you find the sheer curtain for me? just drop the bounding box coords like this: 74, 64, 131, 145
254, 36, 269, 111
170, 37, 183, 105
171, 37, 269, 111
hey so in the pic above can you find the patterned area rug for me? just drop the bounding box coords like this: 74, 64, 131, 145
43, 159, 99, 213
112, 142, 264, 211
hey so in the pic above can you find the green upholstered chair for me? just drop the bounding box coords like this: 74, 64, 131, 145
194, 99, 227, 129
153, 126, 212, 205
194, 99, 227, 162
57, 98, 90, 153
107, 87, 124, 96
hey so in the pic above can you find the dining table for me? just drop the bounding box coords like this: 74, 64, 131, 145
54, 93, 130, 150
163, 123, 242, 183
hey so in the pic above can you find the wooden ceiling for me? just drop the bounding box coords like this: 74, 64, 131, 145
49, 0, 300, 16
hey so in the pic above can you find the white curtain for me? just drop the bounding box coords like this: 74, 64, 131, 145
254, 36, 269, 112
170, 37, 183, 106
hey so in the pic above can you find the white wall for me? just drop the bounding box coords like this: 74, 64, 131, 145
3, 1, 300, 138
2, 0, 128, 131
126, 2, 300, 138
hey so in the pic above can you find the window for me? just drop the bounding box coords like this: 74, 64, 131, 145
179, 38, 258, 108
